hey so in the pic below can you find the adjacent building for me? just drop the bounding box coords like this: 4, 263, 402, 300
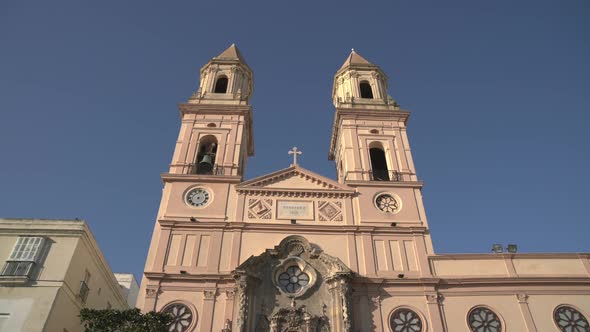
0, 218, 129, 332
114, 273, 140, 308
137, 45, 590, 332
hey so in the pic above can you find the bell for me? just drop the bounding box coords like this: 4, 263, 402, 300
198, 154, 213, 173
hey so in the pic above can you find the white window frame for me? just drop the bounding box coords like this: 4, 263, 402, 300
8, 237, 46, 263
1, 237, 46, 278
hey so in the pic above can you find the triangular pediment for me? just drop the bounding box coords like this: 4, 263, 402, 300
236, 165, 354, 196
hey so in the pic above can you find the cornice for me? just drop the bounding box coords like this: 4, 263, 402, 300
429, 253, 590, 260
157, 219, 429, 234
439, 276, 590, 286
178, 103, 252, 114
144, 271, 234, 283
235, 187, 355, 198
161, 173, 243, 184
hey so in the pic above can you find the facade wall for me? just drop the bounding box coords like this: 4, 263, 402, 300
0, 287, 58, 332
0, 219, 128, 332
138, 48, 590, 332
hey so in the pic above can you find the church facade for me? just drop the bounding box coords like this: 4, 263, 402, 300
137, 45, 590, 332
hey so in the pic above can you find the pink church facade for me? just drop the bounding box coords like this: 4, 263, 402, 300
137, 45, 590, 332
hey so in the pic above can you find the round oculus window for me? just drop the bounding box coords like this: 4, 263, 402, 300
468, 307, 502, 332
554, 305, 589, 332
390, 308, 423, 332
278, 265, 310, 294
375, 193, 400, 213
186, 188, 210, 207
162, 303, 194, 332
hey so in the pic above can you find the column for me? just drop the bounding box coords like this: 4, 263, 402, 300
517, 293, 538, 332
425, 293, 446, 332
201, 289, 217, 332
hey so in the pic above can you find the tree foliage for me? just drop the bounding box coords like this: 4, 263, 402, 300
80, 308, 172, 332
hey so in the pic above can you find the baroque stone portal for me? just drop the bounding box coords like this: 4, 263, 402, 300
232, 236, 353, 332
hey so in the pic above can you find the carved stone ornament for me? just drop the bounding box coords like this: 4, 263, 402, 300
231, 236, 353, 332
318, 201, 343, 222
248, 198, 273, 220
204, 289, 217, 300
225, 289, 236, 300
426, 293, 444, 304
145, 287, 159, 298
269, 303, 329, 332
516, 293, 529, 303
222, 319, 232, 332
370, 295, 382, 305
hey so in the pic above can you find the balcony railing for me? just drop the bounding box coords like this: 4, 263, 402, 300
183, 164, 227, 175
344, 170, 410, 182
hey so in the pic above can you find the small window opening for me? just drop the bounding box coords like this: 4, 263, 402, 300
195, 135, 218, 175
360, 81, 373, 99
207, 123, 216, 128
214, 76, 228, 93
369, 144, 389, 181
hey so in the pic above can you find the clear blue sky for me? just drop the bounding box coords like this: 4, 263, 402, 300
1, 1, 588, 281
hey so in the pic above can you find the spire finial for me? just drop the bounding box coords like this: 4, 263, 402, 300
351, 48, 355, 52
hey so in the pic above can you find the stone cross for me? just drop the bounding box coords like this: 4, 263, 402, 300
288, 147, 302, 166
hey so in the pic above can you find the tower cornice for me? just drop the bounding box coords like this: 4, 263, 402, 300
328, 108, 411, 160
178, 103, 254, 156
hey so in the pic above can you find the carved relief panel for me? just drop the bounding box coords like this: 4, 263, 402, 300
245, 197, 345, 223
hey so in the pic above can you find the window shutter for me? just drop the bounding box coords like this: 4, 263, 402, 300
8, 237, 46, 262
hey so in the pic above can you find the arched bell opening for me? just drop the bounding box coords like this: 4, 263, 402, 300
214, 75, 228, 93
195, 135, 218, 175
369, 142, 389, 181
359, 81, 374, 99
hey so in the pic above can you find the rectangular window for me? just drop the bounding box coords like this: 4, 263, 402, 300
9, 237, 45, 262
1, 237, 46, 278
79, 270, 91, 304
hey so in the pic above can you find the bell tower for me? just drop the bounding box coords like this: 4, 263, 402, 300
329, 49, 433, 249
169, 43, 254, 178
138, 45, 255, 314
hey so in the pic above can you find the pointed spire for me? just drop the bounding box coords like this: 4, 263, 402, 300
338, 49, 372, 71
215, 43, 248, 65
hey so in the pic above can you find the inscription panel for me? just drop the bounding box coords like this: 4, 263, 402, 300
276, 201, 314, 220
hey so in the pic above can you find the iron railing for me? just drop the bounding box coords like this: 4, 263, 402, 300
345, 170, 408, 182
184, 163, 227, 175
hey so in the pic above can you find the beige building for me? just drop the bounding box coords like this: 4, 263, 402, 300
0, 218, 129, 332
137, 45, 590, 332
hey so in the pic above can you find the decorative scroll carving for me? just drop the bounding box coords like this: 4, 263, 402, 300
145, 287, 159, 298
370, 295, 381, 305
231, 235, 353, 332
340, 279, 353, 332
204, 289, 217, 300
248, 198, 273, 219
222, 319, 232, 332
318, 201, 343, 222
516, 293, 529, 303
234, 273, 249, 332
269, 302, 328, 332
225, 289, 235, 300
426, 293, 444, 304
